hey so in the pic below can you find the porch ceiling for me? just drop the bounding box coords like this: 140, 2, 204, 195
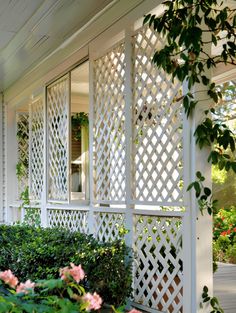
0, 0, 113, 91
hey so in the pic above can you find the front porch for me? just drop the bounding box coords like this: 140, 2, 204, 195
0, 1, 235, 313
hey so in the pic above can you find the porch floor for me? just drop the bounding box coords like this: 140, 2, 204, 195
213, 262, 236, 313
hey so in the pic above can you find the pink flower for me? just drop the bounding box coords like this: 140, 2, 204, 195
0, 270, 18, 288
16, 280, 35, 294
82, 292, 102, 311
60, 265, 70, 281
60, 263, 85, 283
128, 309, 142, 313
69, 263, 85, 283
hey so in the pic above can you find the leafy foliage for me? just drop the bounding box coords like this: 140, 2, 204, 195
71, 113, 89, 140
201, 285, 224, 313
213, 206, 236, 264
144, 0, 236, 216
144, 0, 236, 114
0, 264, 103, 313
0, 225, 132, 306
187, 171, 217, 215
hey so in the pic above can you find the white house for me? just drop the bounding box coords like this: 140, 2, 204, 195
0, 1, 235, 312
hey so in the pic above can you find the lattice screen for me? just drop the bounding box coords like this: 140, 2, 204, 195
93, 43, 126, 202
47, 75, 69, 202
133, 214, 183, 313
16, 113, 29, 197
48, 209, 89, 233
94, 211, 125, 242
29, 98, 44, 201
132, 26, 183, 203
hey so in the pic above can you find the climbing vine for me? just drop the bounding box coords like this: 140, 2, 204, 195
144, 0, 236, 216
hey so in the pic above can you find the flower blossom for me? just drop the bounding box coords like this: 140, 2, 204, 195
220, 231, 227, 236
82, 292, 102, 311
128, 309, 142, 313
0, 270, 18, 288
16, 280, 35, 294
60, 263, 85, 283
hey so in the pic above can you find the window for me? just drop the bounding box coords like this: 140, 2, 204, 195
70, 61, 89, 201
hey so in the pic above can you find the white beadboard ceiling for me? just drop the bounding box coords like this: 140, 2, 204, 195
0, 0, 113, 91
0, 0, 235, 92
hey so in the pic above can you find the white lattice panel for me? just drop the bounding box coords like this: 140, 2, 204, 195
133, 214, 183, 313
47, 75, 69, 201
132, 26, 183, 203
29, 98, 44, 201
16, 113, 29, 196
93, 43, 126, 202
48, 209, 89, 233
94, 211, 125, 242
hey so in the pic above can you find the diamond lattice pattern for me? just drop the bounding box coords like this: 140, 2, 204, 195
47, 76, 69, 201
48, 209, 89, 233
17, 113, 29, 197
132, 26, 183, 203
94, 212, 125, 242
133, 215, 183, 313
29, 98, 44, 201
93, 43, 126, 202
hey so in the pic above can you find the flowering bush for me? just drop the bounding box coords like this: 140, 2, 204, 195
0, 265, 141, 313
0, 225, 132, 305
213, 206, 236, 264
0, 265, 103, 313
213, 206, 236, 243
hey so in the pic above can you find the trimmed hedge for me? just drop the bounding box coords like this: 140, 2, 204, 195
0, 225, 132, 305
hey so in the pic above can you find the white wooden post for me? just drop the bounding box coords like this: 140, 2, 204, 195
6, 105, 18, 224
182, 83, 192, 313
124, 26, 134, 248
41, 88, 48, 227
190, 106, 213, 313
0, 93, 4, 223
189, 31, 213, 311
88, 57, 95, 235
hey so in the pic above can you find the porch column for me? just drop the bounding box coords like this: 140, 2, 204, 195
189, 47, 213, 311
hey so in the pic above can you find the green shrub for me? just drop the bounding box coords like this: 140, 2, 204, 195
213, 235, 231, 263
0, 225, 132, 305
212, 244, 218, 273
226, 244, 236, 264
0, 264, 107, 313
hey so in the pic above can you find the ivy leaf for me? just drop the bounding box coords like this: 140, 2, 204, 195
231, 162, 236, 173
194, 182, 201, 197
187, 182, 195, 191
204, 187, 211, 197
143, 14, 151, 25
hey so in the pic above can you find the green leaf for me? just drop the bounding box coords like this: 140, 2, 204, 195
67, 287, 74, 298
143, 14, 151, 25
229, 137, 235, 152
196, 171, 202, 179
231, 162, 236, 173
187, 182, 195, 191
194, 182, 201, 198
201, 75, 210, 85
207, 207, 212, 215
204, 187, 211, 197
